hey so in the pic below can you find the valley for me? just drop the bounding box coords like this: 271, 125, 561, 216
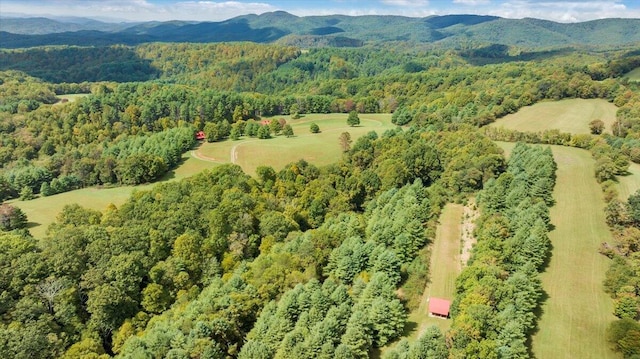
1, 8, 640, 359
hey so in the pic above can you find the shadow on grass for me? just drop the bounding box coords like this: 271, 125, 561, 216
401, 320, 419, 338
525, 237, 554, 359
26, 221, 41, 229
527, 288, 550, 359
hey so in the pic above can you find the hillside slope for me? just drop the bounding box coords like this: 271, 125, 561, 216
2, 13, 640, 48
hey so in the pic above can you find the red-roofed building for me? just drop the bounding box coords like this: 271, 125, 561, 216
428, 297, 451, 318
195, 131, 206, 141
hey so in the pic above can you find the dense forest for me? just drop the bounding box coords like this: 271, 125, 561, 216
1, 27, 640, 359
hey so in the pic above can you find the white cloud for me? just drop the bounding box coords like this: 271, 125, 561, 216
453, 0, 491, 5
1, 0, 638, 23
381, 0, 429, 7
489, 1, 640, 22
1, 0, 277, 22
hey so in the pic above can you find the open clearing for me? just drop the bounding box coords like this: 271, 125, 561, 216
623, 67, 640, 82
197, 113, 394, 176
496, 142, 618, 359
10, 152, 217, 238
382, 203, 463, 357
489, 98, 617, 135
13, 114, 393, 237
54, 93, 89, 104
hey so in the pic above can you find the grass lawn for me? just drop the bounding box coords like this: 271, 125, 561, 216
530, 145, 618, 359
10, 152, 218, 238
197, 113, 394, 176
623, 67, 640, 82
489, 98, 618, 135
411, 203, 463, 333
616, 161, 640, 201
54, 93, 90, 104
379, 203, 463, 357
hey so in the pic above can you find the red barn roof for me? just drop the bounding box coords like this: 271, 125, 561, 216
428, 297, 451, 317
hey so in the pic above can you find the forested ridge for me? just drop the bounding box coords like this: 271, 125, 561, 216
2, 13, 640, 48
1, 35, 640, 358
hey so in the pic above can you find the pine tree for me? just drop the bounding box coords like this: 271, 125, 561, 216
347, 111, 360, 127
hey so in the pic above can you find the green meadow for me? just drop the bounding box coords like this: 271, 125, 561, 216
489, 98, 618, 135
197, 113, 395, 176
623, 67, 640, 82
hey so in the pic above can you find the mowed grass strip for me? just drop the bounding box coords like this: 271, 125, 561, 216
489, 98, 618, 135
428, 203, 463, 301
378, 203, 463, 357
408, 203, 463, 339
11, 152, 218, 238
530, 145, 618, 359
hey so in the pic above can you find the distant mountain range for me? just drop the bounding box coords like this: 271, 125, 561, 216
2, 12, 640, 49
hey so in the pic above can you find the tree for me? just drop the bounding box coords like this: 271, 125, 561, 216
409, 326, 448, 359
19, 186, 34, 201
310, 123, 320, 134
283, 124, 294, 138
0, 204, 28, 230
230, 125, 241, 140
589, 119, 605, 135
607, 319, 640, 357
339, 132, 352, 152
36, 277, 66, 314
269, 119, 282, 135
347, 111, 360, 127
257, 125, 271, 139
391, 107, 413, 126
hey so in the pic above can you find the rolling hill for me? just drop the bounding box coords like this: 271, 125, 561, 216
2, 12, 640, 49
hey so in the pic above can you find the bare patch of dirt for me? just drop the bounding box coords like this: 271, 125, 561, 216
460, 198, 479, 267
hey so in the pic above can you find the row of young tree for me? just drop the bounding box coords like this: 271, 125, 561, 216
445, 143, 556, 358
239, 180, 432, 359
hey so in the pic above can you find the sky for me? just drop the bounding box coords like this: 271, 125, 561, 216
1, 0, 639, 23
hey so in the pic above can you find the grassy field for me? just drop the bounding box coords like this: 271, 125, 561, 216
10, 152, 218, 238
489, 98, 618, 135
197, 113, 394, 176
616, 161, 640, 200
54, 93, 90, 104
495, 143, 618, 358
623, 67, 640, 82
411, 203, 464, 334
